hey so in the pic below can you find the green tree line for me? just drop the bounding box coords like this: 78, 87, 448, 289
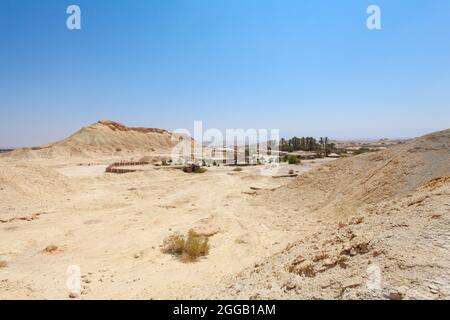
279, 136, 336, 157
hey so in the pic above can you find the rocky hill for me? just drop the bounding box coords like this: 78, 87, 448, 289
4, 120, 192, 159
202, 129, 450, 300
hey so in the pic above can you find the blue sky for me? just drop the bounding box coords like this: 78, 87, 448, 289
0, 0, 449, 147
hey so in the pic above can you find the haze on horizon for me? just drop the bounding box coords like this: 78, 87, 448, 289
1, 0, 450, 148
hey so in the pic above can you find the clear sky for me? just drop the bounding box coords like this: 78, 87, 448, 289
1, 0, 449, 147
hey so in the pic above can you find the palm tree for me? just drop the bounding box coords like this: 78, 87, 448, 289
324, 137, 329, 157
319, 137, 324, 157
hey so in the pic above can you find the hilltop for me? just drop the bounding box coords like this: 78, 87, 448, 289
4, 120, 191, 159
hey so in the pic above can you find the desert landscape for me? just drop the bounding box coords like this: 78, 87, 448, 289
0, 120, 448, 300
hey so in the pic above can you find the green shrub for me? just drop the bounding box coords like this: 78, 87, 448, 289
233, 167, 242, 172
183, 165, 207, 173
353, 148, 372, 155
287, 155, 300, 164
195, 167, 207, 173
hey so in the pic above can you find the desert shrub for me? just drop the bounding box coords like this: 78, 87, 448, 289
288, 169, 294, 175
233, 167, 242, 172
287, 155, 300, 164
182, 230, 210, 262
0, 260, 8, 268
162, 233, 185, 255
194, 167, 207, 173
162, 230, 210, 262
353, 148, 372, 155
183, 165, 207, 173
213, 161, 217, 166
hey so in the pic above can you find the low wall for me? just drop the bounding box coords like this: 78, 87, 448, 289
105, 161, 150, 174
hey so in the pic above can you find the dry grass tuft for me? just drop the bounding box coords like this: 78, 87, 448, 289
162, 233, 185, 255
162, 229, 210, 262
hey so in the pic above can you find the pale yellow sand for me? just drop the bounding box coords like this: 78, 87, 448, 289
0, 156, 333, 299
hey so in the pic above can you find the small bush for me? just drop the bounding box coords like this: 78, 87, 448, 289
353, 148, 372, 155
183, 165, 207, 173
162, 233, 185, 255
233, 167, 243, 172
288, 169, 294, 175
182, 230, 210, 262
195, 167, 207, 173
162, 229, 210, 262
287, 155, 300, 164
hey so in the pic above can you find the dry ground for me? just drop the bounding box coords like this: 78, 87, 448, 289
1, 128, 448, 300
0, 157, 332, 299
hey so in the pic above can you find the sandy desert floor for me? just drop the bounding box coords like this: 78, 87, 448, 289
1, 127, 449, 300
0, 157, 335, 299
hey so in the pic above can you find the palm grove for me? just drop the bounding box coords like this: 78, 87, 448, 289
279, 137, 337, 157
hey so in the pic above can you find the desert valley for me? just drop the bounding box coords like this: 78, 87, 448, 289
0, 120, 448, 300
